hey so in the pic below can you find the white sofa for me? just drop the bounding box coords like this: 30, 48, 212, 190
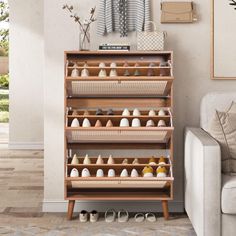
185, 92, 236, 236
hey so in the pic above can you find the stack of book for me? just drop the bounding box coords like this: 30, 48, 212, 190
99, 43, 130, 51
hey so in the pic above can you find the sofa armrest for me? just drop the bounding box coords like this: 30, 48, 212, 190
185, 127, 221, 236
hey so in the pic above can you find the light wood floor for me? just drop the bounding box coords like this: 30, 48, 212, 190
0, 149, 196, 236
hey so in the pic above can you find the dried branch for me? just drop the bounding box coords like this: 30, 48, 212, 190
62, 4, 96, 43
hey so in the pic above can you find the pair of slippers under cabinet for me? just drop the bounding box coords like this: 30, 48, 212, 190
80, 210, 99, 223
105, 209, 129, 223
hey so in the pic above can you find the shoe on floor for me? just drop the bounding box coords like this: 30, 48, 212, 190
90, 210, 99, 223
105, 209, 116, 223
80, 210, 88, 222
145, 212, 156, 222
118, 209, 129, 222
134, 213, 145, 222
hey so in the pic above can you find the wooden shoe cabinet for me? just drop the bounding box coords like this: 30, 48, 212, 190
64, 51, 174, 220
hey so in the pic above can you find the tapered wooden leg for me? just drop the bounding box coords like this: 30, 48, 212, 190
162, 200, 169, 220
67, 200, 75, 220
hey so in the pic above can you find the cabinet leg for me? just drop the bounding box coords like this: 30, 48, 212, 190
162, 200, 169, 220
67, 200, 75, 220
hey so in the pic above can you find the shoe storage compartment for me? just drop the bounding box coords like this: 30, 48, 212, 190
64, 51, 174, 220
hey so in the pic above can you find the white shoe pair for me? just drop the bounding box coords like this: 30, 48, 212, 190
134, 212, 156, 223
70, 118, 91, 128
70, 168, 91, 178
105, 209, 129, 223
80, 210, 99, 223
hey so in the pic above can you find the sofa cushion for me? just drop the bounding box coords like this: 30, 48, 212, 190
209, 111, 236, 174
222, 175, 236, 214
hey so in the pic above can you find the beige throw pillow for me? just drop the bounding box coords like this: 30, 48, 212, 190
228, 101, 236, 113
209, 110, 236, 174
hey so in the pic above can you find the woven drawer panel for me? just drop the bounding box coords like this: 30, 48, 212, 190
71, 180, 167, 189
70, 130, 167, 143
71, 81, 167, 96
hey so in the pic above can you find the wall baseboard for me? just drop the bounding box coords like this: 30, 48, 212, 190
8, 142, 44, 150
43, 200, 184, 213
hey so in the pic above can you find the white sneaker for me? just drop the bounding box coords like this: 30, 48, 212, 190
146, 120, 155, 127
110, 62, 117, 68
81, 168, 91, 177
70, 168, 79, 177
108, 169, 116, 177
96, 169, 104, 177
80, 210, 88, 222
71, 118, 80, 127
99, 62, 106, 68
71, 68, 79, 77
120, 169, 128, 177
90, 210, 99, 223
71, 154, 79, 165
148, 109, 156, 116
132, 108, 141, 116
98, 69, 107, 77
158, 109, 166, 116
83, 154, 91, 164
120, 118, 129, 127
82, 118, 91, 127
131, 169, 139, 177
81, 68, 89, 77
109, 69, 117, 77
157, 120, 166, 127
131, 118, 141, 127
122, 108, 130, 116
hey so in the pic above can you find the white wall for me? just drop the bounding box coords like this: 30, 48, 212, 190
43, 0, 236, 212
9, 0, 44, 149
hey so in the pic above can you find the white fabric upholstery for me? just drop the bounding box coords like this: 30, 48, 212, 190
200, 92, 236, 132
222, 175, 236, 214
185, 128, 221, 236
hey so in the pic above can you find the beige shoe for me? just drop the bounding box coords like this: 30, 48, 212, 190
122, 158, 128, 164
96, 155, 104, 164
95, 120, 102, 127
71, 154, 79, 165
80, 210, 88, 222
106, 120, 113, 127
83, 154, 91, 164
132, 158, 139, 164
107, 155, 115, 164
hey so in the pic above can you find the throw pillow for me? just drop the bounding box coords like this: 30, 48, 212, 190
209, 111, 236, 174
227, 101, 236, 113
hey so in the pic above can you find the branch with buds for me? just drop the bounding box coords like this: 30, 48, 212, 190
62, 4, 96, 43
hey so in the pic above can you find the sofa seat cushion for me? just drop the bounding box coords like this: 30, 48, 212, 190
222, 174, 236, 214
